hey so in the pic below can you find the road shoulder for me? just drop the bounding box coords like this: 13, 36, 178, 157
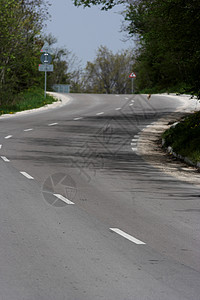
0, 92, 71, 119
137, 94, 200, 185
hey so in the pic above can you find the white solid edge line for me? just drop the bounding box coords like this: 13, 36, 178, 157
53, 194, 74, 205
4, 135, 12, 139
1, 156, 10, 162
48, 123, 58, 126
24, 128, 33, 132
96, 112, 104, 115
110, 228, 145, 245
20, 171, 34, 179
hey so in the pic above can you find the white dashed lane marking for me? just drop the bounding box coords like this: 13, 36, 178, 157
48, 123, 58, 126
24, 128, 33, 132
53, 194, 75, 205
110, 228, 146, 245
0, 145, 2, 149
20, 171, 34, 179
1, 156, 10, 162
115, 108, 121, 111
73, 117, 83, 121
4, 135, 12, 139
96, 112, 104, 116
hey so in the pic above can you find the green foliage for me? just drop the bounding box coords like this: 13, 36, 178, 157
125, 0, 200, 97
0, 0, 49, 105
0, 87, 56, 115
0, 1, 81, 107
73, 0, 123, 10
72, 0, 200, 97
83, 46, 134, 94
42, 34, 83, 92
163, 110, 200, 163
47, 48, 71, 88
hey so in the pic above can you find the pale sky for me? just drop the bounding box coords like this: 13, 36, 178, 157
45, 0, 134, 67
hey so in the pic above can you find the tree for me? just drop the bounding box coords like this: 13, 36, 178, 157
125, 0, 200, 95
42, 34, 83, 91
72, 0, 200, 98
83, 46, 134, 94
0, 0, 49, 104
47, 47, 71, 88
73, 0, 123, 10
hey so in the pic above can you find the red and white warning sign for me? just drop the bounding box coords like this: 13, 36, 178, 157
129, 72, 136, 78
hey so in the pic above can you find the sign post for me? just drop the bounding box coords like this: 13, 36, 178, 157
129, 72, 136, 94
39, 43, 53, 98
45, 69, 47, 99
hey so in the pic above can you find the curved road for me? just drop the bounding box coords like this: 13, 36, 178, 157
0, 94, 200, 300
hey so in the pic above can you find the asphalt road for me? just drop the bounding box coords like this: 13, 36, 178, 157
0, 94, 200, 300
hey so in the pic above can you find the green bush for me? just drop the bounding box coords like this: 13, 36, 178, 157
162, 111, 200, 163
0, 87, 56, 115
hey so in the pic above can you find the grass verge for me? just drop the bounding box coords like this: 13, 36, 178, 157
0, 88, 57, 116
162, 111, 200, 163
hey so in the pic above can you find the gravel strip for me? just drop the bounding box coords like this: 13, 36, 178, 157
137, 95, 200, 185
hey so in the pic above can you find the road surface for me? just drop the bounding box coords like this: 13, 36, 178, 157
0, 94, 200, 300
